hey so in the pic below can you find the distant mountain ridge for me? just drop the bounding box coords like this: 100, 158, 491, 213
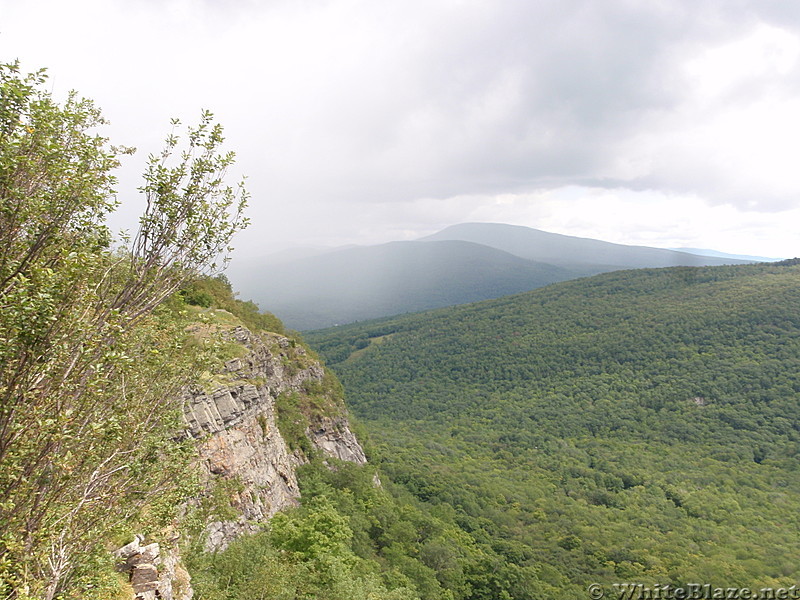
421, 222, 753, 273
228, 239, 575, 330
230, 222, 758, 330
670, 247, 782, 263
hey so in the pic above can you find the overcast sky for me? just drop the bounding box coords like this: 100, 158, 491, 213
2, 0, 799, 258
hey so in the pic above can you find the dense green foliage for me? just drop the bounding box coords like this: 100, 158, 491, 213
189, 464, 419, 600
190, 455, 566, 600
0, 62, 247, 599
306, 263, 800, 597
180, 274, 285, 334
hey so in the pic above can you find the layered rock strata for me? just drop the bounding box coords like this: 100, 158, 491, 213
185, 326, 366, 551
118, 324, 367, 598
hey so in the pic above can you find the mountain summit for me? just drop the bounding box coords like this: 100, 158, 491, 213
421, 222, 752, 274
229, 240, 574, 330
230, 223, 756, 330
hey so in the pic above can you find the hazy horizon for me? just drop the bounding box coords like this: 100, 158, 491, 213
3, 0, 800, 259
227, 221, 787, 263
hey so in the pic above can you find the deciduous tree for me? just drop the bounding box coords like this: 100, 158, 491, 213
0, 61, 248, 599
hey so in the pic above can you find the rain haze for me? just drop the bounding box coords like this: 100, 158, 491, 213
1, 0, 799, 259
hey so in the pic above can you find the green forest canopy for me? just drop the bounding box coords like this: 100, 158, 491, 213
306, 262, 800, 597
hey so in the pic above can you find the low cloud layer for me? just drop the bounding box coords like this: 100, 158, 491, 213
2, 0, 799, 256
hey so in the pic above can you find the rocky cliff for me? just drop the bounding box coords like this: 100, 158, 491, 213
186, 325, 366, 550
120, 321, 367, 599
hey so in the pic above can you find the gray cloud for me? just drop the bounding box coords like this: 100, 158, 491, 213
235, 0, 799, 205
2, 0, 799, 255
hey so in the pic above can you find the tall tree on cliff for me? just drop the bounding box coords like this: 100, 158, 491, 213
0, 61, 248, 599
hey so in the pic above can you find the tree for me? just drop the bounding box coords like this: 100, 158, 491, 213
0, 61, 248, 599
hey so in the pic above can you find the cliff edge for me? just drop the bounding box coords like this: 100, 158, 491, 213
120, 319, 367, 599
186, 324, 366, 550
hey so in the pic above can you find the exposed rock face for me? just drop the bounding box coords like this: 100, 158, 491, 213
183, 326, 367, 552
183, 327, 325, 437
115, 536, 192, 600
116, 324, 368, 598
188, 376, 302, 543
307, 416, 367, 464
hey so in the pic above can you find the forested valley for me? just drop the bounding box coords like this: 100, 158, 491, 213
306, 261, 800, 597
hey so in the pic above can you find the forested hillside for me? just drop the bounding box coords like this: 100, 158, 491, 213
306, 262, 800, 596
